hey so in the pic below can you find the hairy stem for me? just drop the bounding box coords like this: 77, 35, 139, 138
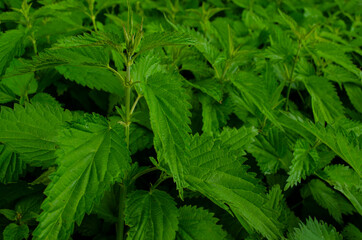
117, 56, 133, 240
116, 183, 127, 240
285, 41, 302, 111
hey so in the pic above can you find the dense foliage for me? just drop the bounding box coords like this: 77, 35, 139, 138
0, 0, 361, 239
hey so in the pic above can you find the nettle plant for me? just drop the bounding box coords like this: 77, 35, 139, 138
0, 0, 362, 240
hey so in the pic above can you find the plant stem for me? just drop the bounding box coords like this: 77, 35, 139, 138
117, 56, 133, 240
285, 41, 302, 111
116, 183, 127, 240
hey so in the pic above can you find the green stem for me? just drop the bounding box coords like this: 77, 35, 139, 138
116, 183, 127, 240
285, 41, 302, 111
117, 57, 133, 240
129, 167, 159, 185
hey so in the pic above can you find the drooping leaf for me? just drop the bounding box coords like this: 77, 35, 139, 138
280, 112, 362, 177
247, 127, 292, 174
138, 32, 196, 56
302, 179, 355, 223
0, 102, 72, 167
125, 190, 179, 240
285, 139, 320, 189
56, 65, 123, 95
344, 83, 362, 114
0, 29, 25, 75
3, 223, 29, 240
0, 209, 16, 221
0, 144, 25, 184
176, 206, 227, 240
303, 76, 344, 123
199, 94, 227, 135
183, 127, 283, 239
265, 185, 299, 233
186, 78, 223, 102
343, 224, 362, 240
0, 84, 16, 103
141, 73, 192, 195
33, 114, 131, 240
315, 42, 360, 76
288, 217, 343, 240
231, 71, 282, 129
3, 59, 37, 95
319, 165, 362, 215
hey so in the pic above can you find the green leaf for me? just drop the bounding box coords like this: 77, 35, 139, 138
344, 83, 362, 114
0, 29, 25, 75
285, 139, 319, 189
319, 165, 362, 215
0, 209, 16, 221
280, 113, 362, 177
176, 206, 227, 240
231, 71, 282, 129
199, 95, 227, 135
247, 127, 292, 174
343, 224, 362, 240
0, 144, 25, 184
56, 65, 123, 95
141, 73, 192, 195
138, 32, 196, 56
0, 102, 73, 167
315, 43, 360, 76
186, 78, 223, 102
3, 223, 29, 240
15, 194, 43, 222
2, 59, 38, 97
183, 127, 283, 239
131, 52, 165, 95
265, 185, 299, 233
303, 76, 344, 123
125, 190, 179, 240
288, 217, 342, 240
302, 179, 354, 223
0, 84, 16, 103
33, 114, 131, 240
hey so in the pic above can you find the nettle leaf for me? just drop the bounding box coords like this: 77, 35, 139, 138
285, 139, 319, 189
132, 52, 165, 95
280, 113, 362, 177
25, 34, 111, 72
344, 83, 362, 114
303, 76, 344, 123
265, 185, 299, 233
2, 59, 38, 97
319, 165, 362, 215
247, 127, 292, 174
288, 217, 343, 240
343, 224, 362, 240
183, 127, 283, 239
141, 73, 192, 195
302, 179, 354, 223
0, 83, 16, 103
3, 223, 29, 240
138, 32, 197, 56
199, 94, 228, 135
33, 114, 131, 240
324, 65, 361, 86
176, 206, 227, 240
0, 144, 25, 184
125, 190, 179, 240
0, 29, 25, 75
186, 78, 223, 102
315, 42, 360, 76
0, 102, 72, 167
231, 71, 282, 129
56, 65, 123, 95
